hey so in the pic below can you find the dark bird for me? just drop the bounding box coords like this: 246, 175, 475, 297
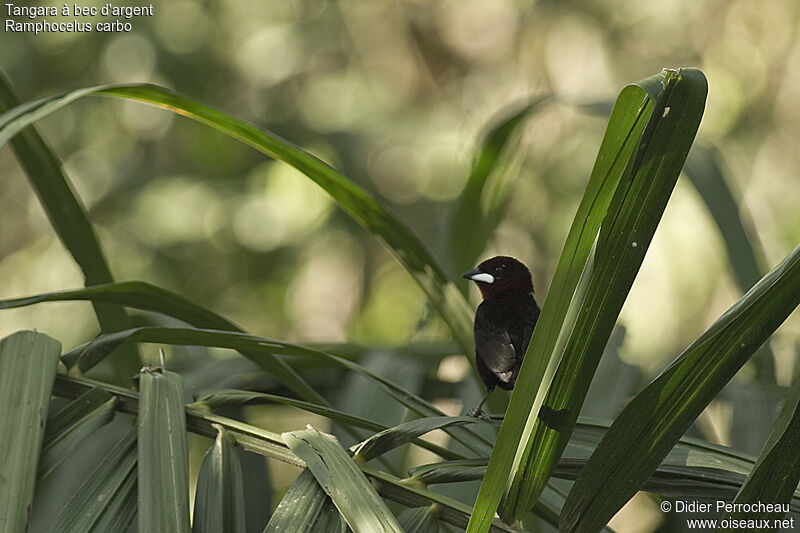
462, 256, 540, 419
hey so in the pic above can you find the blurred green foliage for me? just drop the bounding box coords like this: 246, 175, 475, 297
3, 0, 799, 361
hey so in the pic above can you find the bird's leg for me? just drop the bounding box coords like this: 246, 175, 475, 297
466, 389, 493, 421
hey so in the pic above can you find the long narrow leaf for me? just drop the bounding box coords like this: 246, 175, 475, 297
562, 243, 800, 532
63, 326, 493, 456
465, 69, 678, 533
0, 331, 61, 531
0, 82, 473, 357
263, 469, 338, 532
138, 368, 191, 533
506, 67, 707, 520
352, 415, 479, 463
283, 427, 404, 533
53, 373, 516, 533
0, 72, 139, 379
192, 389, 463, 461
192, 425, 246, 533
0, 282, 330, 410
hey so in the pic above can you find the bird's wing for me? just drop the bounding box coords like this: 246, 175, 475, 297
474, 320, 517, 384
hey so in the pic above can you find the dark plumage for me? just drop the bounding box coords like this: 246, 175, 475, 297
462, 256, 540, 418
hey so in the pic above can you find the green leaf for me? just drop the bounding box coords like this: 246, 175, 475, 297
283, 427, 404, 533
0, 330, 61, 531
721, 376, 800, 528
45, 426, 137, 533
138, 367, 191, 533
353, 415, 479, 463
562, 243, 800, 532
407, 418, 800, 510
192, 389, 462, 461
64, 326, 493, 456
39, 387, 116, 480
447, 96, 552, 288
53, 373, 515, 533
0, 72, 139, 380
466, 68, 705, 532
194, 389, 384, 432
192, 425, 246, 533
0, 82, 473, 358
0, 281, 328, 411
506, 68, 708, 520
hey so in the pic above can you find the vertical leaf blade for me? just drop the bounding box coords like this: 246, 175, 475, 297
506, 68, 708, 519
192, 425, 246, 533
465, 70, 667, 533
138, 368, 191, 533
0, 330, 61, 531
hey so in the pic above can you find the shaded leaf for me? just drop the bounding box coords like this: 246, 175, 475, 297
45, 426, 137, 533
39, 387, 116, 480
283, 427, 403, 533
0, 331, 61, 531
193, 425, 246, 533
138, 368, 191, 533
562, 243, 800, 532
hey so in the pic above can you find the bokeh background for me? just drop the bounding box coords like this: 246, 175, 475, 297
2, 1, 800, 531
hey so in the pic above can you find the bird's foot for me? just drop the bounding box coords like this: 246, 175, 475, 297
466, 408, 492, 422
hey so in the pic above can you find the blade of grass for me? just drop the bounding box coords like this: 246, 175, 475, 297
352, 415, 480, 463
283, 427, 404, 533
192, 424, 246, 533
504, 68, 708, 521
138, 367, 191, 533
464, 69, 676, 533
0, 71, 139, 380
562, 243, 800, 532
0, 331, 61, 531
0, 81, 473, 358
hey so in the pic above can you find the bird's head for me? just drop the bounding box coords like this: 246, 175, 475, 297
462, 256, 533, 300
